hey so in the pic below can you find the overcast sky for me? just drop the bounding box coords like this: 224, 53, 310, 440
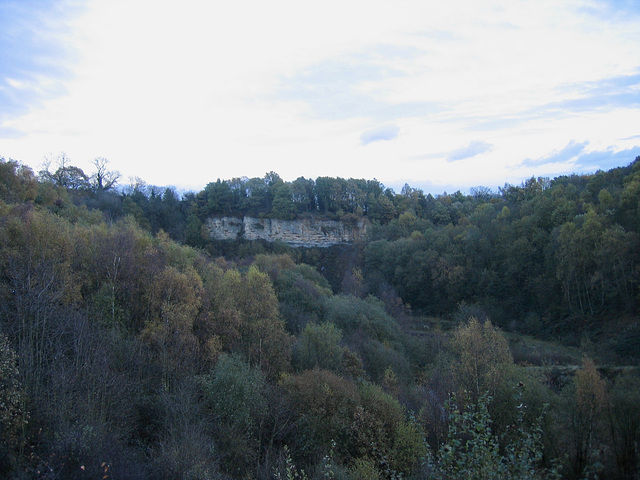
1, 0, 639, 194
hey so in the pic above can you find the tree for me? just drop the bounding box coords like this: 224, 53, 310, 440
209, 266, 292, 378
157, 187, 185, 240
199, 354, 267, 476
39, 152, 90, 190
323, 295, 403, 345
0, 157, 37, 203
608, 372, 640, 479
291, 177, 316, 213
567, 358, 609, 478
341, 267, 366, 298
91, 156, 120, 192
140, 265, 203, 386
184, 212, 205, 248
450, 318, 512, 402
263, 260, 332, 335
370, 195, 396, 224
39, 151, 69, 183
61, 165, 91, 190
0, 333, 27, 468
353, 381, 426, 477
238, 266, 293, 377
430, 394, 552, 480
204, 179, 233, 215
315, 176, 343, 214
470, 185, 495, 203
245, 176, 269, 213
147, 381, 220, 480
271, 182, 296, 220
295, 322, 343, 372
264, 171, 282, 187
281, 368, 360, 460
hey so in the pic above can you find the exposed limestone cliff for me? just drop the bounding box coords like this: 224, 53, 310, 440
205, 216, 368, 247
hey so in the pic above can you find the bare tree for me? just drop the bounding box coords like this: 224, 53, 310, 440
38, 152, 90, 190
39, 152, 70, 184
91, 156, 120, 192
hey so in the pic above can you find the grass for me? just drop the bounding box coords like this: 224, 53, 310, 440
506, 333, 583, 366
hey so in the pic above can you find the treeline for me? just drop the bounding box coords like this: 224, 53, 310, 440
3, 153, 640, 332
13, 156, 408, 244
1, 156, 640, 479
363, 160, 640, 343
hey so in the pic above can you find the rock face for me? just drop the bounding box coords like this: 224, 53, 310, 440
205, 216, 368, 247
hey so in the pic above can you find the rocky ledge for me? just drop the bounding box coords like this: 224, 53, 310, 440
205, 216, 368, 247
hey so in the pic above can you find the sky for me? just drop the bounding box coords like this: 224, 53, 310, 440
1, 0, 639, 194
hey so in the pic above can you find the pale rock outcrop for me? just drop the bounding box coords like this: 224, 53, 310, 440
205, 216, 368, 247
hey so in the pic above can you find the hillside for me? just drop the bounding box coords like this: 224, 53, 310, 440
0, 156, 639, 479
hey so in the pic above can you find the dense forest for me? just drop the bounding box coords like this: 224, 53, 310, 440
0, 154, 639, 479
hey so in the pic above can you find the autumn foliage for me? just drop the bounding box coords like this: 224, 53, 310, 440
0, 156, 639, 479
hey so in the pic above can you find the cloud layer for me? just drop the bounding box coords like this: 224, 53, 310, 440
0, 0, 639, 193
447, 141, 493, 162
0, 0, 79, 125
361, 124, 400, 145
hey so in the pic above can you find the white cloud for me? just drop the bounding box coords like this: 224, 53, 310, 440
447, 141, 493, 162
360, 124, 400, 145
1, 0, 639, 192
522, 140, 589, 167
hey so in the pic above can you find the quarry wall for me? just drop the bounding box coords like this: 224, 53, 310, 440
205, 216, 368, 247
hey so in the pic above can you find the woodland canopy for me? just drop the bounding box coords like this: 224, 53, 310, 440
0, 155, 639, 479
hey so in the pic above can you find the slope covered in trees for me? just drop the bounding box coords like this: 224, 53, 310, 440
0, 155, 639, 479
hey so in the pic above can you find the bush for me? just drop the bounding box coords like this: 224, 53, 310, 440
429, 393, 555, 480
294, 322, 343, 372
199, 354, 267, 476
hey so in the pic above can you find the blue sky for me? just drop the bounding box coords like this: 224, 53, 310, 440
0, 1, 77, 127
1, 0, 639, 194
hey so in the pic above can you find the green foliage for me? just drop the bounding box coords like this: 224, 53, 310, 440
200, 354, 267, 433
274, 445, 309, 480
200, 354, 267, 476
265, 258, 332, 335
350, 382, 401, 465
350, 457, 382, 480
0, 157, 37, 203
358, 339, 411, 384
39, 153, 91, 191
1, 156, 640, 479
391, 415, 427, 474
564, 358, 610, 478
206, 265, 293, 377
281, 369, 427, 478
354, 381, 427, 477
204, 179, 233, 215
323, 295, 402, 345
271, 182, 297, 220
322, 295, 411, 382
295, 322, 343, 372
450, 317, 513, 401
490, 365, 555, 442
430, 394, 554, 480
282, 369, 360, 460
360, 160, 640, 325
140, 264, 203, 383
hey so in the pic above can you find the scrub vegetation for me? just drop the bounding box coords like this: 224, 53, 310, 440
1, 155, 639, 479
